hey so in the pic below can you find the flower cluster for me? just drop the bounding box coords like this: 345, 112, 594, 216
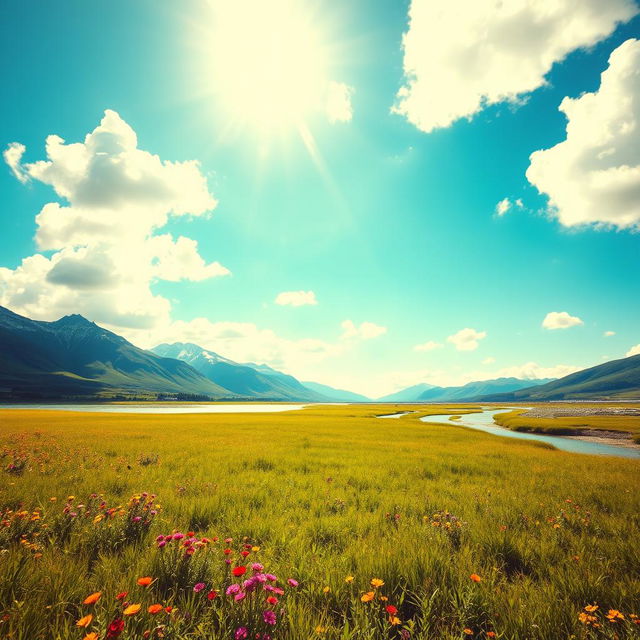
578, 603, 640, 630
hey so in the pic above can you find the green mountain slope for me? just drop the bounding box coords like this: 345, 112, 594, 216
0, 306, 228, 399
481, 355, 640, 401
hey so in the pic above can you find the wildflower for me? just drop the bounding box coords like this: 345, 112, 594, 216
345, 576, 354, 583
83, 592, 102, 605
486, 633, 496, 638
323, 586, 330, 594
252, 546, 260, 552
207, 590, 218, 600
251, 563, 264, 572
83, 634, 99, 640
193, 583, 206, 593
315, 626, 327, 634
241, 550, 250, 557
288, 578, 299, 587
389, 616, 401, 626
76, 614, 93, 627
148, 604, 163, 614
267, 596, 278, 605
235, 628, 248, 640
123, 604, 141, 616
137, 577, 153, 587
371, 578, 384, 588
106, 619, 125, 638
464, 629, 474, 636
266, 573, 277, 582
226, 584, 241, 596
224, 548, 233, 555
585, 604, 598, 613
606, 610, 624, 622
232, 566, 247, 577
157, 540, 166, 548
361, 591, 375, 602
386, 605, 398, 615
263, 610, 277, 625
470, 574, 482, 583
235, 591, 246, 602
115, 592, 128, 601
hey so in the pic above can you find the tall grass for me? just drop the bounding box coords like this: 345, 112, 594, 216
0, 405, 638, 639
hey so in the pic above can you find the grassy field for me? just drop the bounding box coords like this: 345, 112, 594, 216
0, 404, 639, 640
494, 408, 640, 444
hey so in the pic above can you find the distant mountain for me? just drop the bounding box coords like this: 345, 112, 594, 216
480, 355, 640, 401
0, 306, 228, 399
152, 343, 328, 402
378, 378, 554, 403
302, 381, 371, 402
377, 383, 438, 402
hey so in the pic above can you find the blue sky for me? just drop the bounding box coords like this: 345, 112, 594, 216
1, 0, 639, 396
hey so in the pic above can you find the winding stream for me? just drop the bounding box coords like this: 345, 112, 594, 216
420, 409, 640, 459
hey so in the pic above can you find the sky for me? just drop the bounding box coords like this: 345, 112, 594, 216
1, 0, 639, 397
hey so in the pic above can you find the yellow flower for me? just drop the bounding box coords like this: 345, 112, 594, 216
389, 616, 401, 626
315, 626, 327, 634
252, 546, 260, 552
123, 603, 141, 616
76, 614, 93, 628
322, 586, 330, 594
370, 578, 384, 588
83, 592, 102, 605
361, 591, 375, 603
585, 604, 598, 613
345, 576, 354, 583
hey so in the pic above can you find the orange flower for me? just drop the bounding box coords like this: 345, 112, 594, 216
370, 578, 384, 588
470, 574, 482, 583
76, 614, 93, 628
148, 604, 163, 615
361, 591, 375, 603
486, 633, 496, 638
137, 577, 153, 587
83, 592, 102, 605
464, 629, 474, 636
123, 604, 141, 616
585, 604, 599, 613
83, 634, 99, 640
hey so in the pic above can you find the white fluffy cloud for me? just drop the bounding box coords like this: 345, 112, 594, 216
447, 327, 486, 351
527, 39, 640, 229
0, 110, 227, 328
340, 319, 387, 341
542, 311, 583, 330
393, 0, 638, 132
414, 340, 443, 352
495, 197, 523, 216
604, 330, 616, 337
3, 142, 28, 183
626, 344, 640, 357
326, 82, 354, 123
274, 290, 318, 307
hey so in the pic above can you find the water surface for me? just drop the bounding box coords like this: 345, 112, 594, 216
420, 409, 640, 459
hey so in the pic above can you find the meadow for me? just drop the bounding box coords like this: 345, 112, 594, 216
0, 404, 639, 640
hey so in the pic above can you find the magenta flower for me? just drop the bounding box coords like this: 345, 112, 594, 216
155, 535, 165, 542
235, 628, 248, 640
265, 574, 277, 582
263, 610, 277, 625
193, 583, 206, 593
173, 533, 185, 540
234, 591, 246, 602
226, 584, 241, 596
287, 578, 299, 587
251, 562, 264, 572
157, 540, 166, 548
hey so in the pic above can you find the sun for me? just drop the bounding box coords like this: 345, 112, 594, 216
202, 0, 331, 134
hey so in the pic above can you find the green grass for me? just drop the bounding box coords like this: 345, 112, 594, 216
0, 405, 639, 640
494, 408, 640, 444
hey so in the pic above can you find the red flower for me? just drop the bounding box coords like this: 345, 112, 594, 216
106, 619, 125, 638
267, 596, 278, 605
232, 566, 247, 577
241, 551, 250, 557
115, 592, 128, 601
207, 590, 218, 600
224, 548, 232, 555
386, 605, 398, 615
187, 531, 195, 537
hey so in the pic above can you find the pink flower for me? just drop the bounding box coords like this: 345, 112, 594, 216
251, 563, 264, 572
157, 540, 166, 548
287, 578, 299, 587
173, 533, 185, 540
155, 535, 165, 542
263, 610, 277, 626
265, 574, 277, 582
226, 584, 241, 596
235, 628, 248, 640
193, 583, 206, 593
234, 592, 246, 602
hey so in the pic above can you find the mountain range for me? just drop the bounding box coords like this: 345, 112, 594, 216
0, 305, 638, 402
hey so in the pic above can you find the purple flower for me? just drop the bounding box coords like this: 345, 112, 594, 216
263, 610, 277, 626
226, 584, 241, 596
287, 578, 299, 587
193, 582, 206, 593
235, 628, 248, 640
